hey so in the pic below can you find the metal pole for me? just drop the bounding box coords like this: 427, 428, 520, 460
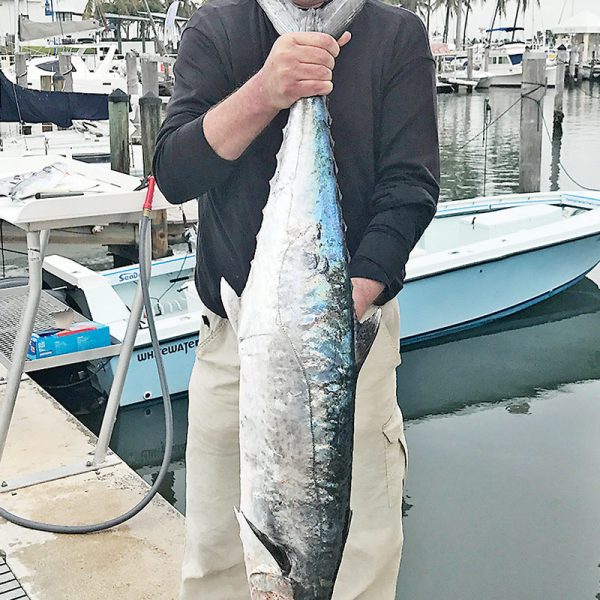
0, 231, 42, 465
519, 52, 546, 194
93, 247, 147, 466
109, 88, 130, 174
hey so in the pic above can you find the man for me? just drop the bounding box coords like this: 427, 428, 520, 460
153, 0, 439, 597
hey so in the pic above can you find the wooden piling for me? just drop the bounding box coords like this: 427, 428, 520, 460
141, 58, 159, 97
519, 52, 546, 194
139, 93, 169, 258
467, 46, 474, 94
108, 89, 130, 175
40, 75, 54, 132
58, 54, 73, 92
15, 53, 29, 88
553, 48, 568, 127
569, 49, 577, 84
126, 52, 140, 96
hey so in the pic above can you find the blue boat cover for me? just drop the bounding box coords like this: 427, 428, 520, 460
0, 70, 109, 127
485, 26, 525, 33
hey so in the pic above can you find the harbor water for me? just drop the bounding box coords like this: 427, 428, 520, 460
4, 85, 600, 598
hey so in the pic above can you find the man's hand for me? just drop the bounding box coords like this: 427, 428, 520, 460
351, 277, 384, 322
255, 31, 352, 111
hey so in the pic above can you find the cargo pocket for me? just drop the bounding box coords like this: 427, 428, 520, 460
196, 310, 226, 357
382, 404, 409, 508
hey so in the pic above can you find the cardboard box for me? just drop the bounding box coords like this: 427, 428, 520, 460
27, 321, 111, 360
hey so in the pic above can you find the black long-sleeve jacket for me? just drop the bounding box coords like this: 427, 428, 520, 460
153, 0, 440, 317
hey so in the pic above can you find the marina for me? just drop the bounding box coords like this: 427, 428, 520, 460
0, 0, 600, 598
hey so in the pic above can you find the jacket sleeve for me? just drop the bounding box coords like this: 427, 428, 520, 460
348, 16, 440, 300
153, 17, 239, 204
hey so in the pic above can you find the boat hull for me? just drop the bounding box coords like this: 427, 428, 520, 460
399, 233, 600, 344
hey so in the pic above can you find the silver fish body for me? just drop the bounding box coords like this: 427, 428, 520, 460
10, 163, 67, 201
220, 2, 370, 597
224, 95, 356, 599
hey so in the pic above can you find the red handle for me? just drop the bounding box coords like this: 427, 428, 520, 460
143, 176, 156, 212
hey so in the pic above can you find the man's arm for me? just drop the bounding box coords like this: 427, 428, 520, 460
348, 15, 440, 310
153, 15, 349, 201
204, 32, 351, 161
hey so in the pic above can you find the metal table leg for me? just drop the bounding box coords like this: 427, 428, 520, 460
0, 231, 43, 465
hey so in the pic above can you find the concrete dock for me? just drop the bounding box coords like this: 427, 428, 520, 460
0, 366, 184, 599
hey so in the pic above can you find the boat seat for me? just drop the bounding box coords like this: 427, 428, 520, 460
459, 204, 562, 242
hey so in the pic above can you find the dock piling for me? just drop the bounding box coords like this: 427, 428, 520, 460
467, 46, 474, 94
58, 54, 73, 93
126, 52, 140, 96
519, 52, 546, 194
15, 53, 28, 88
141, 58, 159, 97
108, 89, 130, 175
554, 48, 568, 127
140, 93, 170, 258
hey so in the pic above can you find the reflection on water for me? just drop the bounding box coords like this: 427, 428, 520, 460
438, 86, 600, 200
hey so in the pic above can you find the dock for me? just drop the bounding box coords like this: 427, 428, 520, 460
0, 364, 184, 599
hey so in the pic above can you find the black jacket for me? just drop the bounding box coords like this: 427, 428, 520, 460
153, 0, 440, 317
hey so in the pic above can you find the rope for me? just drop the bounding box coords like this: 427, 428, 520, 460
453, 84, 545, 153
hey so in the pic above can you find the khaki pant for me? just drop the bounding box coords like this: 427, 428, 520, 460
180, 300, 407, 600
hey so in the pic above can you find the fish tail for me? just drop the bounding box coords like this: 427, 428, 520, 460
256, 0, 366, 37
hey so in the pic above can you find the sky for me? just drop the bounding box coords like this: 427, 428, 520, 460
427, 0, 600, 38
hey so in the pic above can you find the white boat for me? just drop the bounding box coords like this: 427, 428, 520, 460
36, 190, 600, 406
6, 44, 126, 94
486, 43, 557, 87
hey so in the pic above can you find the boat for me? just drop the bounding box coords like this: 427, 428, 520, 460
486, 42, 557, 87
5, 44, 127, 95
33, 190, 600, 407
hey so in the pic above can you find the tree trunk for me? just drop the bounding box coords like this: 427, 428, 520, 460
443, 4, 451, 44
512, 0, 522, 42
463, 0, 471, 45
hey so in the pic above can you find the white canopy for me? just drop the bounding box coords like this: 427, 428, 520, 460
555, 11, 600, 34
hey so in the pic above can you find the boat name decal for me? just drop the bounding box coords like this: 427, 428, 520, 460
118, 271, 139, 282
137, 339, 199, 362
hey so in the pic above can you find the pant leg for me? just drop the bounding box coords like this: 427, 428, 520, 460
180, 300, 406, 600
333, 300, 407, 600
180, 308, 250, 600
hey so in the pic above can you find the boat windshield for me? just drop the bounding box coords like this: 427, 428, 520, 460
509, 54, 523, 65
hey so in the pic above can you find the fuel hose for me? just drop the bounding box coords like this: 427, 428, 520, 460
0, 176, 175, 533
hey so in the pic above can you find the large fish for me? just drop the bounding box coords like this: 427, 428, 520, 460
220, 0, 377, 598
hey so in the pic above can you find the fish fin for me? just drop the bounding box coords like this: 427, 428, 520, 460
220, 278, 241, 334
256, 0, 366, 37
235, 509, 292, 577
354, 307, 382, 373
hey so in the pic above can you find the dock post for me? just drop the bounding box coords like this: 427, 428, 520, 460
15, 52, 29, 87
58, 53, 73, 92
141, 58, 159, 97
519, 52, 546, 194
126, 51, 140, 96
553, 48, 568, 127
109, 89, 130, 175
568, 49, 577, 85
139, 92, 170, 258
467, 46, 474, 94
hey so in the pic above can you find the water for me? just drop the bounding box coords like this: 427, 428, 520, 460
8, 85, 600, 597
